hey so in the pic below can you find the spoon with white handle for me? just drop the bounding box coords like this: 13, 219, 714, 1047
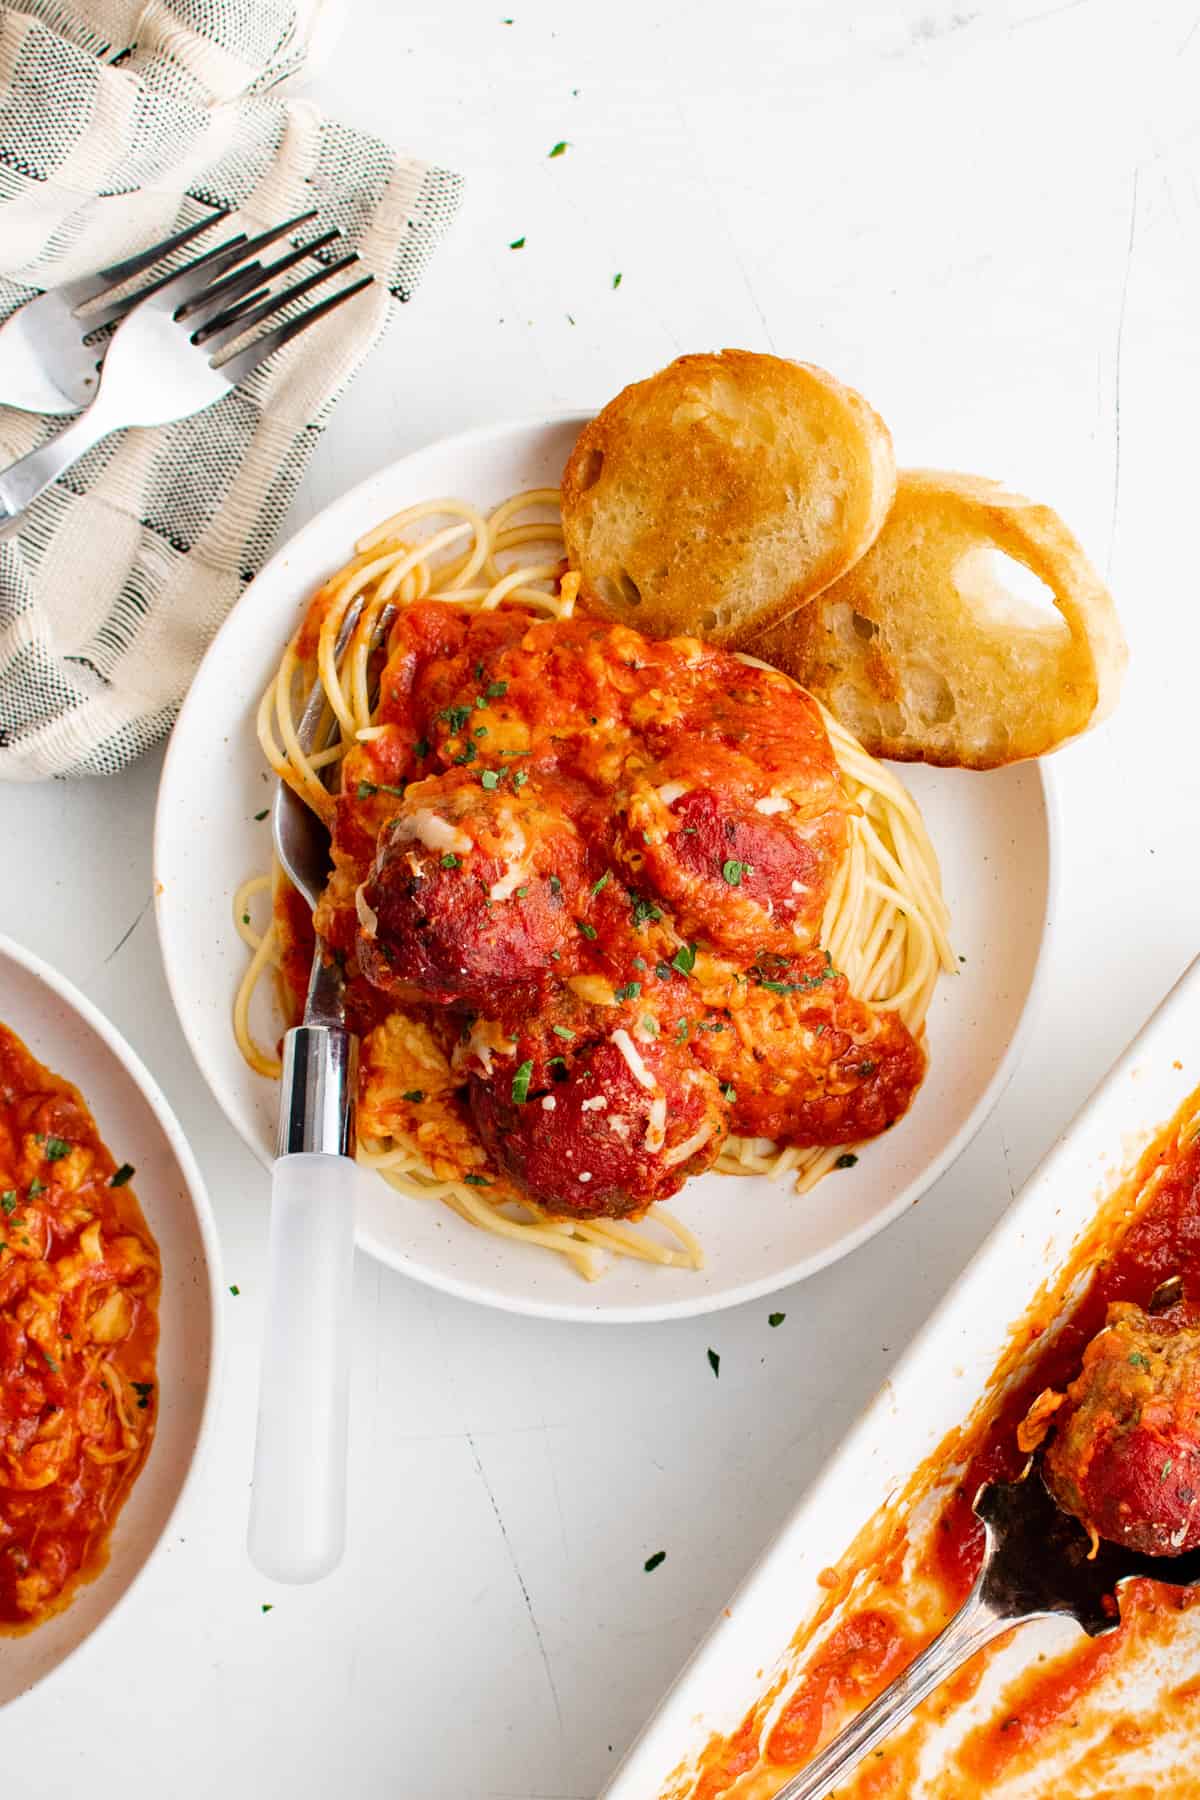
247, 604, 365, 1584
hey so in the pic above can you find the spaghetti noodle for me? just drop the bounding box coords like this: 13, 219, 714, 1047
233, 490, 954, 1279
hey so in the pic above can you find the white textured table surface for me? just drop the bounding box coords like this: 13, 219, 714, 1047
2, 3, 1199, 1795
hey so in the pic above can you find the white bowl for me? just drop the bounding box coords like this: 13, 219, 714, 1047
0, 934, 221, 1705
154, 413, 1056, 1323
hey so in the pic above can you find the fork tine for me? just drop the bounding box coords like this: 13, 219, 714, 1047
216, 275, 375, 385
256, 228, 342, 287
87, 209, 230, 297
84, 209, 321, 331
194, 254, 360, 350
84, 231, 253, 328
174, 258, 266, 322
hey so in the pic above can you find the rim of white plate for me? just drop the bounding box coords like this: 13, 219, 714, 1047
154, 410, 1059, 1324
0, 931, 222, 1698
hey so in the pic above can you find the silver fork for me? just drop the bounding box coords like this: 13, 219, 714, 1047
0, 209, 229, 416
0, 236, 372, 538
248, 598, 395, 1584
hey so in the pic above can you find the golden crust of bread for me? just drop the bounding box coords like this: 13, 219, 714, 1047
747, 470, 1127, 770
560, 350, 895, 644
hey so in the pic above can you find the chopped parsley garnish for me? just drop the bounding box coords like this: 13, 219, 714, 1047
464, 1174, 492, 1187
132, 1381, 154, 1410
254, 808, 269, 821
516, 885, 529, 898
401, 1090, 425, 1104
675, 1019, 690, 1042
509, 236, 526, 249
243, 913, 251, 925
511, 1060, 534, 1104
671, 943, 696, 976
44, 1137, 71, 1162
631, 896, 663, 928
1, 1191, 15, 1216
549, 875, 562, 897
590, 871, 611, 897
1129, 1351, 1152, 1371
858, 1060, 877, 1077
721, 859, 750, 886
719, 1083, 737, 1102
481, 770, 501, 790
834, 1153, 859, 1170
439, 704, 473, 733
697, 1020, 726, 1033
454, 741, 477, 765
640, 1016, 659, 1037
229, 1285, 240, 1296
27, 1177, 44, 1199
413, 737, 430, 759
613, 981, 641, 1003
769, 1312, 786, 1328
548, 140, 569, 157
512, 768, 529, 789
1162, 1459, 1174, 1480
547, 1056, 567, 1072
756, 953, 838, 997
553, 1025, 576, 1040
655, 961, 674, 981
441, 853, 461, 869
486, 680, 508, 698
110, 1163, 135, 1188
357, 781, 378, 799
644, 1551, 666, 1572
42, 1352, 59, 1374
474, 726, 488, 738
577, 920, 598, 940
707, 1348, 720, 1379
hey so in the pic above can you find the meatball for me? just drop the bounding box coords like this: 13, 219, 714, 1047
1034, 1303, 1200, 1556
356, 772, 589, 1007
469, 1034, 728, 1220
617, 777, 845, 958
691, 957, 925, 1145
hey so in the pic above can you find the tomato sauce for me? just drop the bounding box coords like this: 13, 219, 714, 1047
0, 1023, 160, 1631
677, 1102, 1200, 1799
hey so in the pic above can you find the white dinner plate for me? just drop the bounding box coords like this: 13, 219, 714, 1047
0, 933, 221, 1705
154, 413, 1056, 1323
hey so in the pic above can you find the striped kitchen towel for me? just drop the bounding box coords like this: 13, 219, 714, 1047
0, 0, 462, 779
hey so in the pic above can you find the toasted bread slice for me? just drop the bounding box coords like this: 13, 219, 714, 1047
748, 470, 1127, 769
561, 350, 895, 644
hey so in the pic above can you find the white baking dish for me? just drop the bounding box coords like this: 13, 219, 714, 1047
603, 955, 1200, 1799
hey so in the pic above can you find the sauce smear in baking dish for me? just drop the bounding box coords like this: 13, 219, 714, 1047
0, 1022, 160, 1632
676, 1099, 1200, 1799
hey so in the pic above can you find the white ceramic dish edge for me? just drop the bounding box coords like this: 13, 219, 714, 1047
601, 950, 1200, 1795
0, 932, 223, 1706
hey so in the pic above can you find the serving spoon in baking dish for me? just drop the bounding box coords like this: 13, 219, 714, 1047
247, 598, 392, 1584
772, 1465, 1200, 1800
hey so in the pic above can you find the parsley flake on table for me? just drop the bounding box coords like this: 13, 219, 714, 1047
548, 140, 569, 157
834, 1153, 859, 1170
643, 1550, 666, 1572
707, 1347, 720, 1379
110, 1163, 135, 1187
612, 272, 622, 289
262, 1603, 274, 1613
254, 808, 269, 821
229, 1285, 240, 1297
509, 236, 526, 249
769, 1312, 786, 1328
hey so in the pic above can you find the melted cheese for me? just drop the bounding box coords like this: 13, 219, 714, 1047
394, 808, 473, 855
656, 780, 690, 804
487, 817, 531, 901
754, 794, 790, 815
354, 883, 378, 937
453, 1016, 517, 1078
612, 1029, 655, 1091
663, 1121, 715, 1167
645, 1094, 668, 1153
